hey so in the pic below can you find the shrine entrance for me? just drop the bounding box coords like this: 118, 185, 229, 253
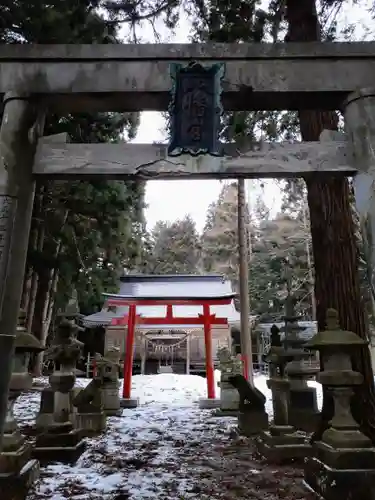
144, 330, 189, 373
108, 296, 233, 407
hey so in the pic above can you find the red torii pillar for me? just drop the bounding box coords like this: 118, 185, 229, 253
122, 303, 137, 402
201, 303, 215, 400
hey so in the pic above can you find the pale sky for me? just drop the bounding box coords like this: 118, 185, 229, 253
127, 1, 373, 233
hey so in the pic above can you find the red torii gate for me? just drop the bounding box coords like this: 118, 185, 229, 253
104, 292, 238, 404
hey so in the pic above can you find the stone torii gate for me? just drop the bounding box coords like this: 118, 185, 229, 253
0, 43, 373, 352
0, 41, 375, 454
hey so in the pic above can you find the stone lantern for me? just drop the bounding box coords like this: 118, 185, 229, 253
257, 324, 311, 463
282, 294, 319, 432
0, 310, 44, 499
304, 309, 375, 500
35, 290, 83, 431
33, 315, 86, 463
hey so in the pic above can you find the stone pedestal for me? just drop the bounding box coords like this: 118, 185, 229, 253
75, 412, 106, 434
198, 398, 221, 409
33, 421, 86, 464
257, 377, 310, 463
102, 349, 122, 416
104, 385, 122, 416
258, 425, 310, 463
215, 348, 243, 416
285, 360, 319, 433
0, 310, 45, 499
0, 459, 40, 500
217, 379, 239, 416
238, 410, 268, 436
158, 366, 173, 374
304, 309, 375, 500
120, 398, 139, 409
281, 295, 320, 433
0, 391, 40, 500
73, 357, 107, 436
34, 387, 55, 431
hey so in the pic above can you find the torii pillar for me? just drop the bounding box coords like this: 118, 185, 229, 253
198, 303, 220, 409
121, 304, 139, 408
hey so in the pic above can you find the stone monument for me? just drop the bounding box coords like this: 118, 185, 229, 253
282, 294, 320, 432
304, 309, 375, 500
216, 346, 243, 416
257, 324, 311, 463
0, 310, 44, 500
101, 348, 122, 416
33, 316, 86, 463
73, 353, 106, 436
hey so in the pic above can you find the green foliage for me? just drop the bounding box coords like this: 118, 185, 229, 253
250, 211, 313, 321
142, 216, 201, 274
1, 0, 146, 328
201, 182, 241, 285
199, 181, 313, 320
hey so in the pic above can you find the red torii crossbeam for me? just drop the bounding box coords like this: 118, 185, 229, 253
104, 294, 236, 404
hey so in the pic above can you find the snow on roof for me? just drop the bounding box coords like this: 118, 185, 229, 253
82, 274, 241, 328
255, 321, 318, 340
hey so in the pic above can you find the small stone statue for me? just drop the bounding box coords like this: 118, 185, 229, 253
227, 374, 268, 436
228, 374, 266, 412
216, 346, 243, 415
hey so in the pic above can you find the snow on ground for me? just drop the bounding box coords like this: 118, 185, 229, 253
15, 373, 321, 500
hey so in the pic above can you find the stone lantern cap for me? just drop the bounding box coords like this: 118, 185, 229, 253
305, 309, 366, 350
15, 310, 45, 353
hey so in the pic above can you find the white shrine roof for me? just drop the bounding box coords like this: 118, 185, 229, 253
82, 274, 241, 329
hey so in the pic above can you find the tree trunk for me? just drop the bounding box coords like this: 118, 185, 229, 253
26, 186, 46, 332
31, 209, 68, 375
286, 0, 375, 443
22, 222, 36, 313
27, 223, 45, 333
31, 270, 49, 376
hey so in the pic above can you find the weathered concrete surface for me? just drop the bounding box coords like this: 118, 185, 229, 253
33, 137, 354, 179
1, 42, 375, 111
